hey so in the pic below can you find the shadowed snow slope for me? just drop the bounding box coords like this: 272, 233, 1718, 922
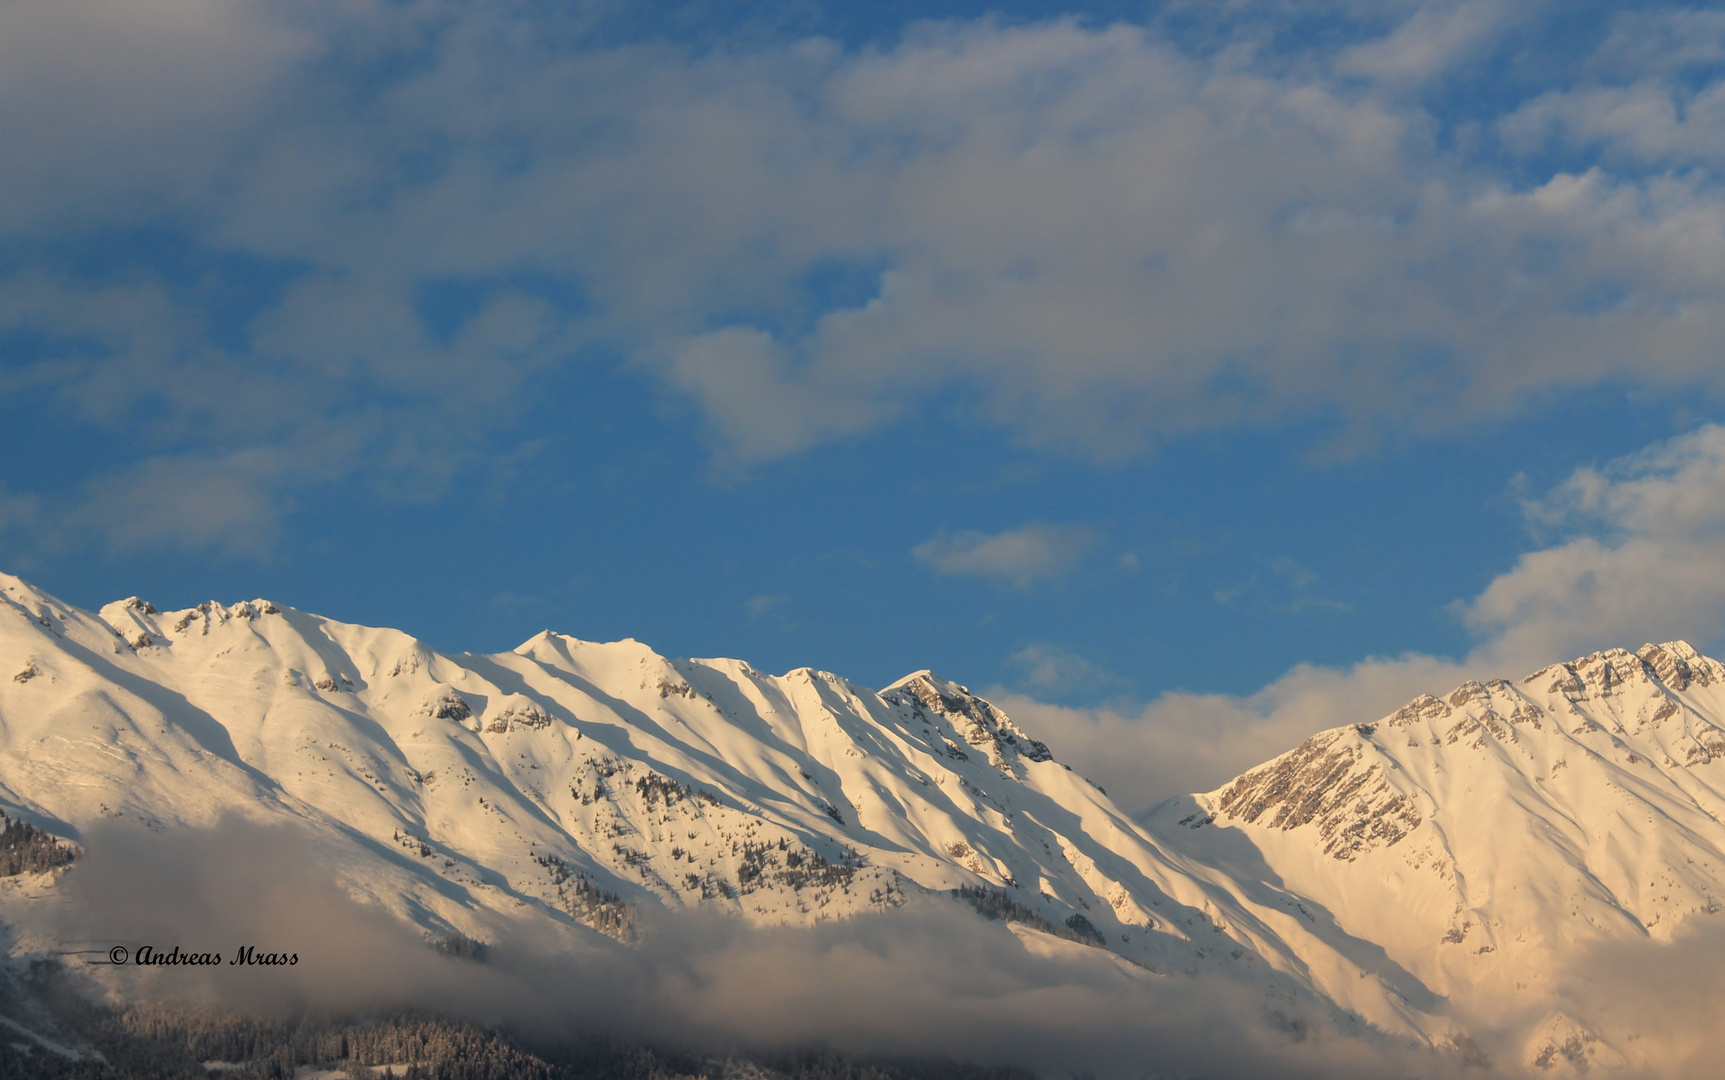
6, 572, 1725, 1074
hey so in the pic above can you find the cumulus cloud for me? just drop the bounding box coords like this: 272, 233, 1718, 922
1499, 81, 1725, 169
914, 522, 1095, 588
664, 328, 889, 464
1003, 424, 1725, 812
1462, 423, 1725, 670
1496, 9, 1725, 171
2, 5, 1725, 545
994, 650, 1470, 812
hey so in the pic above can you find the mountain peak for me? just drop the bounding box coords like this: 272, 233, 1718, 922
880, 671, 1054, 766
8, 567, 1724, 1072
1143, 638, 1725, 1072
883, 668, 939, 692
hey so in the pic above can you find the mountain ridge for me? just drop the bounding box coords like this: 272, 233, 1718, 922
0, 574, 1308, 971
6, 570, 1725, 1074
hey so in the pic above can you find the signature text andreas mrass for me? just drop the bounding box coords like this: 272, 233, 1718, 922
108, 945, 298, 966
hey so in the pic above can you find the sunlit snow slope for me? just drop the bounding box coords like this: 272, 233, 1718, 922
0, 572, 1425, 1039
1143, 641, 1725, 1073
21, 570, 1725, 1071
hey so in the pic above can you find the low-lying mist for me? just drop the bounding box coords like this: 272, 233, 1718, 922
48, 817, 1469, 1080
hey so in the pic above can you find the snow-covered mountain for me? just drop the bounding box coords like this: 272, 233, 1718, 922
1141, 641, 1725, 1074
7, 570, 1725, 1074
0, 574, 1405, 1025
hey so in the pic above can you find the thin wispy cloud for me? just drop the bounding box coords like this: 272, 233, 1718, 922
1007, 642, 1128, 696
914, 522, 1094, 588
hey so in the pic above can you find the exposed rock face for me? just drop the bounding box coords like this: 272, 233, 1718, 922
883, 672, 1054, 769
1637, 641, 1707, 691
484, 694, 553, 732
1215, 730, 1423, 860
418, 686, 473, 725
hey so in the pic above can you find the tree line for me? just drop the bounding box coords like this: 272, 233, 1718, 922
0, 969, 1036, 1080
0, 812, 79, 876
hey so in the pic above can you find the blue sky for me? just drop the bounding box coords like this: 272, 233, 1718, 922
5, 0, 1725, 804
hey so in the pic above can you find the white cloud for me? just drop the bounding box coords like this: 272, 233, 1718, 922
1462, 423, 1725, 670
0, 0, 317, 232
914, 522, 1094, 588
1499, 81, 1725, 169
1002, 424, 1725, 812
994, 651, 1470, 813
71, 454, 292, 557
3, 6, 1725, 545
664, 328, 888, 464
1336, 0, 1520, 84
1496, 9, 1725, 171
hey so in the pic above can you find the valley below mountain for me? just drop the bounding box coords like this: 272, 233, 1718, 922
2, 571, 1724, 1077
